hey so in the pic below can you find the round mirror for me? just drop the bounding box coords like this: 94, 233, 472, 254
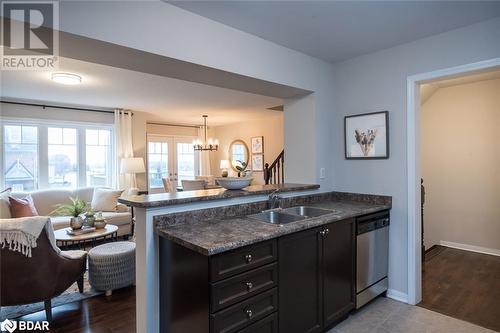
229, 140, 249, 172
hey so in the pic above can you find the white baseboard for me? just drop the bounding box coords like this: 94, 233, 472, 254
440, 241, 500, 257
386, 289, 408, 303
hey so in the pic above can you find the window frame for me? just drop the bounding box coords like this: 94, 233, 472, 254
1, 117, 115, 191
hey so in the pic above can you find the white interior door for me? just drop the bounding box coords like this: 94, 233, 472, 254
173, 138, 199, 189
147, 135, 198, 192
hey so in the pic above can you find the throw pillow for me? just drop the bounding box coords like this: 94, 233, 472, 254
0, 188, 12, 218
91, 188, 124, 212
9, 194, 39, 218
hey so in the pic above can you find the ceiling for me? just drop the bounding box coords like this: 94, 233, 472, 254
420, 68, 500, 104
0, 57, 282, 126
169, 1, 500, 64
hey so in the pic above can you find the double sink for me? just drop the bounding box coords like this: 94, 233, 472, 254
249, 206, 334, 225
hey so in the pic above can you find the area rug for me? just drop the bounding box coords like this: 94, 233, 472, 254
0, 271, 102, 320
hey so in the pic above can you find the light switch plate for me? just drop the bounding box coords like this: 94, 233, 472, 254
320, 168, 326, 179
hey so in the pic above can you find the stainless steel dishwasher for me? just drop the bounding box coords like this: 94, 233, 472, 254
356, 211, 390, 309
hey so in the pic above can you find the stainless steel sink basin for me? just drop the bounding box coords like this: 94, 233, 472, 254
249, 211, 306, 225
282, 206, 334, 218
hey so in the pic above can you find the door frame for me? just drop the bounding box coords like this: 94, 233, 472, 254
406, 57, 500, 305
146, 134, 199, 192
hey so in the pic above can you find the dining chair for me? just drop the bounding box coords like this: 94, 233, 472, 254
162, 178, 175, 193
181, 180, 207, 191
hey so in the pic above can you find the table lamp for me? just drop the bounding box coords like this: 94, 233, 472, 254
120, 157, 145, 195
220, 160, 230, 177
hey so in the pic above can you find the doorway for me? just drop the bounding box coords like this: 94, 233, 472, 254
406, 58, 500, 327
146, 134, 199, 193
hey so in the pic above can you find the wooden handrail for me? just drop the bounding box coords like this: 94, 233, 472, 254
264, 150, 284, 185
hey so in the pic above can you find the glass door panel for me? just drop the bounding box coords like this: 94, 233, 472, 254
147, 135, 173, 193
174, 140, 198, 189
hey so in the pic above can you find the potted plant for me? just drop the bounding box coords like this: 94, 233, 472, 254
234, 160, 248, 177
52, 197, 88, 230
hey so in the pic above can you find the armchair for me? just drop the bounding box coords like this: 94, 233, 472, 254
0, 224, 87, 322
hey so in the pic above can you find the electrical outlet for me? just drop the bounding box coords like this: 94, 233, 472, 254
320, 168, 326, 179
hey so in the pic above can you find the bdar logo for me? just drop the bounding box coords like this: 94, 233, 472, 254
0, 319, 17, 333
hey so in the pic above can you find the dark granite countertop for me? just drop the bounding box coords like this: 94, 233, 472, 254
155, 197, 390, 256
118, 183, 319, 208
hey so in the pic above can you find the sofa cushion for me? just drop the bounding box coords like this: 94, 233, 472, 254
91, 189, 124, 212
0, 188, 12, 219
100, 212, 132, 227
9, 195, 39, 218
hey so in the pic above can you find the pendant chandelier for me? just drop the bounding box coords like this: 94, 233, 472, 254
193, 115, 219, 151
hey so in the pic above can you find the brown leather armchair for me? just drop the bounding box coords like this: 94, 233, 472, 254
0, 227, 87, 322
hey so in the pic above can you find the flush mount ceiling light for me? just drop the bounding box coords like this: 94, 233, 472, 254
51, 73, 82, 85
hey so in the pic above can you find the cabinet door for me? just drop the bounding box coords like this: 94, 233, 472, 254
322, 218, 355, 328
278, 227, 322, 333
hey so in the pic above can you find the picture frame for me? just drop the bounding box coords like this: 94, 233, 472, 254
251, 136, 264, 154
251, 154, 264, 171
344, 111, 389, 159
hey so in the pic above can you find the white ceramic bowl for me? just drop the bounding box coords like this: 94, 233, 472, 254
215, 177, 253, 190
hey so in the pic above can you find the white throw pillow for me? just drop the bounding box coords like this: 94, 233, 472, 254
0, 188, 12, 218
91, 188, 124, 212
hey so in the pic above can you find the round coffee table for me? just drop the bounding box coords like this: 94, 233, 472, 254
55, 224, 118, 249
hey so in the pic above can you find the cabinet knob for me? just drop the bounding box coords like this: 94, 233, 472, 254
246, 309, 253, 318
325, 228, 329, 235
246, 282, 253, 291
245, 254, 252, 263
320, 230, 326, 236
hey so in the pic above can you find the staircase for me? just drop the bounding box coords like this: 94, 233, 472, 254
264, 150, 284, 185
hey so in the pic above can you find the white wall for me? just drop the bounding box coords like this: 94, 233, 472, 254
210, 112, 284, 184
331, 17, 500, 296
58, 1, 335, 189
0, 102, 114, 124
422, 78, 500, 251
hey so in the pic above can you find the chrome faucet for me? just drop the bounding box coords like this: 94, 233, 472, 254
268, 189, 282, 210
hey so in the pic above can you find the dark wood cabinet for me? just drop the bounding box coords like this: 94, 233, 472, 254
278, 219, 356, 333
160, 217, 357, 333
322, 218, 355, 327
278, 227, 323, 333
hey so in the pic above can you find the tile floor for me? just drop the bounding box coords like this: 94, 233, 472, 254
328, 297, 497, 333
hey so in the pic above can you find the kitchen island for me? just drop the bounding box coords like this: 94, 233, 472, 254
151, 190, 391, 333
118, 183, 322, 333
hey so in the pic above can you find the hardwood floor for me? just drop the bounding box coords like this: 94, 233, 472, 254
418, 245, 500, 332
16, 286, 136, 333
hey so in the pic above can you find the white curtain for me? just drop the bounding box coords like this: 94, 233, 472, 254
114, 109, 134, 189
198, 126, 212, 176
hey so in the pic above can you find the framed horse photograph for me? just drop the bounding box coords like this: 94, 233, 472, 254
344, 111, 389, 159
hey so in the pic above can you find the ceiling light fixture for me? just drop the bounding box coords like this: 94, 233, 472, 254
193, 115, 219, 151
51, 73, 82, 85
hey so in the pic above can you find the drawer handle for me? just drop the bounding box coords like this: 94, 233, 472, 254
246, 309, 253, 319
245, 254, 253, 263
246, 282, 253, 291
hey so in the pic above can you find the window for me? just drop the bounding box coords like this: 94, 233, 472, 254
86, 129, 112, 187
1, 120, 114, 190
148, 141, 169, 189
48, 127, 78, 188
3, 125, 38, 191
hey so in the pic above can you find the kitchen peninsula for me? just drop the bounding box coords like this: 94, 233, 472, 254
120, 184, 391, 333
119, 183, 323, 333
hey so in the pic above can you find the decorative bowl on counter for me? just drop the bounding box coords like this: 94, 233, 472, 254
215, 177, 253, 190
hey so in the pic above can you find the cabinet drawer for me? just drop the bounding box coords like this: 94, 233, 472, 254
211, 288, 278, 333
211, 262, 278, 312
237, 313, 278, 333
210, 240, 277, 282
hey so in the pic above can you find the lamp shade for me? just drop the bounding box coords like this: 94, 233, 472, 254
220, 159, 231, 169
120, 157, 145, 174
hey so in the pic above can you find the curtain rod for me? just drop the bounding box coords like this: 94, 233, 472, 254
147, 121, 200, 129
0, 100, 133, 115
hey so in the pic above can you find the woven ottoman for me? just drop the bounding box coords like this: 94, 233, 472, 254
88, 241, 135, 296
